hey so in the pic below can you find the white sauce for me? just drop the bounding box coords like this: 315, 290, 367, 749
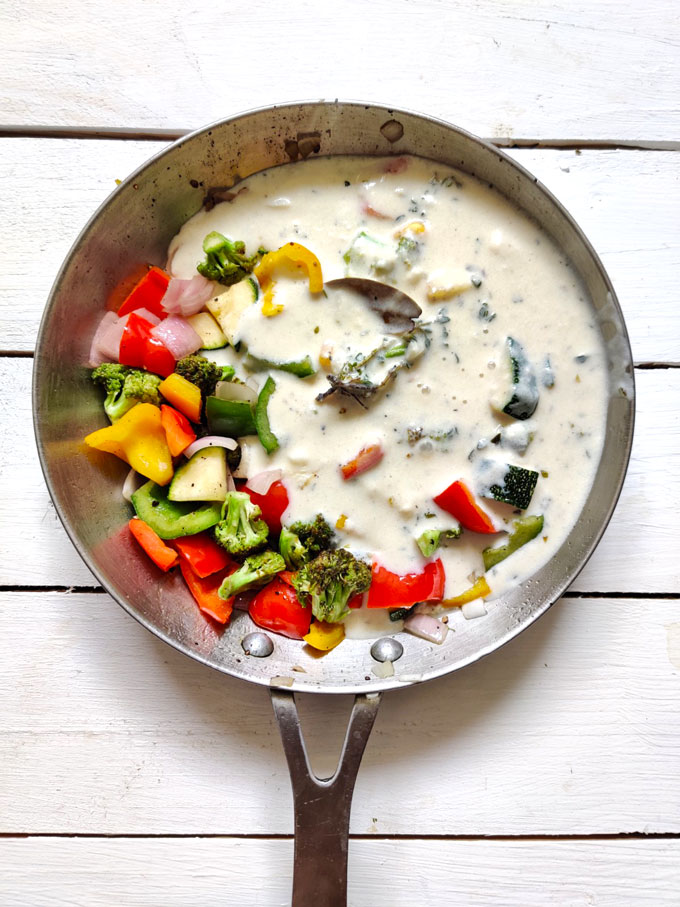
168, 155, 608, 620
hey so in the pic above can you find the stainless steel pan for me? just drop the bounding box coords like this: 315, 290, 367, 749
33, 102, 635, 905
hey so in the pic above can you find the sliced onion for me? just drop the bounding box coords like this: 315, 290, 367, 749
461, 600, 487, 620
245, 376, 260, 393
88, 311, 120, 366
246, 470, 283, 496
215, 380, 257, 405
122, 468, 144, 502
132, 307, 161, 326
184, 436, 238, 458
226, 471, 236, 492
97, 313, 130, 362
151, 315, 202, 359
404, 613, 449, 644
372, 659, 394, 679
233, 591, 256, 611
161, 275, 215, 316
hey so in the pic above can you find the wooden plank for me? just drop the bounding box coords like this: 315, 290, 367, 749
0, 837, 678, 907
5, 358, 677, 592
1, 1, 678, 141
2, 138, 678, 361
1, 591, 678, 835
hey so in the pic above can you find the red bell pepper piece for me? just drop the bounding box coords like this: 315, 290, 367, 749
367, 559, 445, 609
117, 266, 170, 320
119, 312, 175, 377
249, 576, 312, 639
180, 559, 235, 625
143, 335, 176, 378
119, 312, 153, 368
160, 404, 197, 457
128, 517, 179, 572
173, 531, 235, 578
340, 442, 384, 480
433, 480, 498, 534
245, 480, 290, 533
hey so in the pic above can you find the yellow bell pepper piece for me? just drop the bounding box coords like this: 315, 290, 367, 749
304, 620, 345, 652
84, 403, 173, 486
394, 220, 426, 238
158, 373, 202, 423
441, 575, 491, 607
254, 242, 324, 317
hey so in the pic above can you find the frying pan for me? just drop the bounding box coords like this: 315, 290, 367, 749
33, 102, 635, 905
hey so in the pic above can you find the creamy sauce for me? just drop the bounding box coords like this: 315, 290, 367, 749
168, 156, 607, 611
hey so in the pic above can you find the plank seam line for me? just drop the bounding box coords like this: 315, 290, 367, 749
0, 126, 679, 151
562, 591, 680, 600
2, 587, 679, 599
3, 586, 679, 599
0, 832, 678, 842
0, 585, 105, 594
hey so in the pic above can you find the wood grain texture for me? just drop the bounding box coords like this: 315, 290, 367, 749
1, 590, 679, 835
1, 837, 679, 907
1, 1, 678, 141
6, 357, 678, 591
2, 138, 679, 361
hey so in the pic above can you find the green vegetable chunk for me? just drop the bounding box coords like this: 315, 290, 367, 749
502, 337, 539, 421
279, 514, 335, 570
245, 353, 316, 378
218, 551, 286, 599
213, 490, 269, 556
483, 515, 544, 570
91, 363, 161, 422
131, 481, 222, 539
205, 396, 257, 437
175, 354, 233, 400
293, 548, 372, 624
484, 464, 539, 510
389, 606, 416, 622
197, 232, 263, 286
255, 375, 279, 454
415, 527, 461, 557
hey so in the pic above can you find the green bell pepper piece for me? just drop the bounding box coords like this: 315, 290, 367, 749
482, 514, 544, 570
205, 395, 257, 437
245, 353, 316, 378
255, 375, 279, 454
131, 481, 222, 539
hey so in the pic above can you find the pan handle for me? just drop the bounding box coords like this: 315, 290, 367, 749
270, 689, 382, 907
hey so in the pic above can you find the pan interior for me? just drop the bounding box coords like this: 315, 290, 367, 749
33, 102, 634, 693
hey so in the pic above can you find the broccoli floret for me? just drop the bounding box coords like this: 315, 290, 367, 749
416, 527, 462, 557
217, 550, 286, 599
213, 491, 269, 556
174, 355, 233, 399
197, 231, 263, 286
279, 514, 335, 570
416, 529, 441, 558
293, 548, 372, 624
91, 363, 161, 422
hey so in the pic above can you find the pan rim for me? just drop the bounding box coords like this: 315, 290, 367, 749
33, 100, 635, 694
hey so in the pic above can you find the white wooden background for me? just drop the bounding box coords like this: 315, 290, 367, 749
1, 2, 679, 904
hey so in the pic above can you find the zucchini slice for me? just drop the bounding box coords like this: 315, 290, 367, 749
492, 337, 539, 421
478, 460, 539, 510
206, 277, 259, 345
168, 447, 228, 502
186, 311, 228, 350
